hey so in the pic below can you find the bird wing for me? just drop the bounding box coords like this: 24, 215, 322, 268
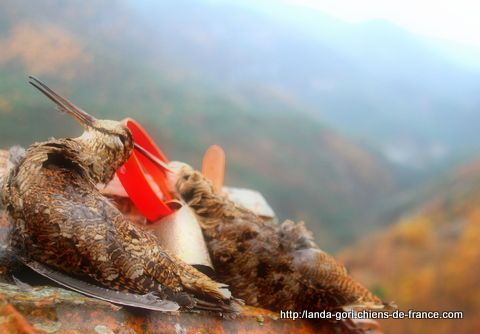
278, 220, 383, 309
40, 192, 235, 311
291, 248, 383, 309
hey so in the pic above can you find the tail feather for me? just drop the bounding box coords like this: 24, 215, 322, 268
179, 270, 233, 302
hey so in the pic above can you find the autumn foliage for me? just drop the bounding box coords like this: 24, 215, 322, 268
340, 159, 480, 334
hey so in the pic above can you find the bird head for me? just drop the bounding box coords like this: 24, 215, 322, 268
165, 161, 217, 204
28, 76, 134, 184
165, 161, 194, 195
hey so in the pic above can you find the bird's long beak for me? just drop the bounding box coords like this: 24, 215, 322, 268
133, 143, 173, 173
28, 76, 96, 127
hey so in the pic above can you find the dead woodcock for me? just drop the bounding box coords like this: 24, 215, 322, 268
0, 77, 239, 314
168, 162, 395, 312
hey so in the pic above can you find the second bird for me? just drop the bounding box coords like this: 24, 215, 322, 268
168, 162, 395, 312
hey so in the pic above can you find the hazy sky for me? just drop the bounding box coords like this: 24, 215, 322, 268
284, 0, 480, 47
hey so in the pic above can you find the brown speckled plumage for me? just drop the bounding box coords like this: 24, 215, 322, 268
0, 78, 238, 313
170, 163, 393, 312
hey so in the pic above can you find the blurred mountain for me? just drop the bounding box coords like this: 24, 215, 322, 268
131, 0, 480, 173
1, 0, 479, 249
339, 158, 480, 333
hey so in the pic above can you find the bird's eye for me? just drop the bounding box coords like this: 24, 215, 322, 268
118, 131, 133, 151
118, 134, 126, 144
119, 133, 131, 145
